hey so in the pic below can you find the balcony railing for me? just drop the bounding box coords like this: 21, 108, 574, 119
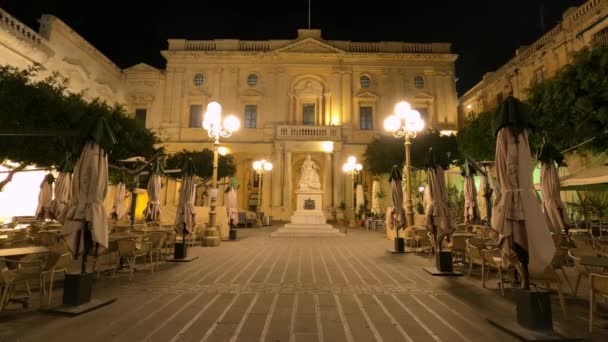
276, 125, 341, 140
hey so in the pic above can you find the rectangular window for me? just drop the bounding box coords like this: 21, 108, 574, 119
135, 108, 146, 129
245, 105, 257, 128
302, 104, 315, 125
496, 92, 504, 105
359, 106, 373, 130
534, 68, 544, 84
189, 105, 202, 128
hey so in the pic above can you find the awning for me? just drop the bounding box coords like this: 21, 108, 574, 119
560, 166, 608, 191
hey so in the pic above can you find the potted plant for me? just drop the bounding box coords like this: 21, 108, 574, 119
356, 203, 366, 227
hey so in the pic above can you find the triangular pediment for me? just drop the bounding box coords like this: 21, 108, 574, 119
354, 90, 378, 99
275, 38, 344, 54
124, 63, 160, 73
413, 92, 435, 100
185, 88, 211, 97
240, 89, 263, 98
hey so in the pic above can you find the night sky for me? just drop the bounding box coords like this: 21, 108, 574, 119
0, 0, 585, 95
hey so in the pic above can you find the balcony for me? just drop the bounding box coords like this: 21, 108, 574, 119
275, 125, 341, 141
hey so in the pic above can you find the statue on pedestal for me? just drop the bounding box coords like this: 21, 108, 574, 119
297, 154, 321, 191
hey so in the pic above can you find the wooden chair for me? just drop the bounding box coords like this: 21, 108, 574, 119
41, 251, 73, 305
0, 254, 47, 311
147, 232, 166, 271
465, 238, 488, 279
568, 248, 602, 297
480, 247, 510, 296
448, 235, 469, 265
589, 273, 608, 333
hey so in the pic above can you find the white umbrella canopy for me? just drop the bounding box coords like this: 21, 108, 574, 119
424, 150, 454, 242
62, 117, 115, 260
538, 144, 570, 234
35, 174, 54, 220
145, 162, 163, 222
491, 97, 555, 286
62, 141, 110, 257
50, 172, 71, 222
371, 179, 382, 215
111, 181, 127, 220
464, 176, 480, 224
356, 184, 365, 217
175, 159, 197, 234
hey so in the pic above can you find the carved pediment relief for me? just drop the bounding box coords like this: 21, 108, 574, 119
62, 57, 90, 78
129, 92, 155, 104
124, 63, 159, 73
275, 38, 344, 54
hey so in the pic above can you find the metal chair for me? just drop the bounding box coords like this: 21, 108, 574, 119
589, 273, 608, 333
116, 238, 152, 280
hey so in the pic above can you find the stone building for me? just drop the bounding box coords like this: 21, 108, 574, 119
459, 0, 608, 121
0, 9, 459, 221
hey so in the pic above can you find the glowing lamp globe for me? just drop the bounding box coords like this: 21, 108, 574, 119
355, 164, 363, 171
263, 162, 273, 171
395, 101, 411, 118
253, 161, 262, 170
206, 101, 222, 116
384, 115, 401, 132
224, 115, 240, 132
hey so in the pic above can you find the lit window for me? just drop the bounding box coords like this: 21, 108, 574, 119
189, 105, 202, 128
135, 108, 146, 129
360, 106, 373, 130
193, 73, 204, 86
245, 105, 257, 128
302, 104, 315, 125
247, 74, 257, 86
360, 75, 371, 88
414, 76, 424, 89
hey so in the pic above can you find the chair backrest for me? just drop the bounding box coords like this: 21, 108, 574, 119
148, 232, 165, 249
590, 273, 608, 294
36, 231, 60, 247
456, 224, 469, 232
451, 235, 468, 250
116, 239, 137, 256
467, 238, 487, 260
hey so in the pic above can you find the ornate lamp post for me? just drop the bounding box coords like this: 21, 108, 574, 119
252, 159, 273, 222
384, 101, 424, 227
202, 101, 239, 246
342, 156, 362, 232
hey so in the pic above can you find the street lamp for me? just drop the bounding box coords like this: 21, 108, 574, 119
384, 101, 424, 227
202, 101, 240, 246
252, 159, 273, 222
342, 156, 362, 232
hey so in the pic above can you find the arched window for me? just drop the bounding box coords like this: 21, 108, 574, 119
193, 73, 205, 86
414, 76, 424, 89
247, 74, 258, 86
360, 75, 371, 88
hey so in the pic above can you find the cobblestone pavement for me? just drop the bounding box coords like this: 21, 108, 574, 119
1, 227, 605, 341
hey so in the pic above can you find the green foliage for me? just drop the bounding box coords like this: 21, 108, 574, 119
527, 45, 608, 152
364, 130, 460, 174
456, 111, 496, 161
165, 149, 236, 179
356, 203, 365, 220
0, 64, 161, 168
447, 185, 465, 224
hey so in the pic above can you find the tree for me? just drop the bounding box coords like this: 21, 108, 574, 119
164, 149, 236, 180
0, 65, 161, 189
363, 130, 459, 175
456, 111, 496, 161
527, 45, 608, 152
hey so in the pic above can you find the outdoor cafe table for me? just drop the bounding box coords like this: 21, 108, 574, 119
580, 256, 608, 270
0, 246, 50, 257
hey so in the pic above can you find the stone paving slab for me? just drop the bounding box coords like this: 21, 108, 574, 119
0, 226, 606, 341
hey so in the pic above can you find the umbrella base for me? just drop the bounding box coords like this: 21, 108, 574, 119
170, 242, 200, 261
229, 229, 237, 240
62, 273, 93, 306
43, 297, 116, 316
422, 268, 463, 276
423, 252, 463, 276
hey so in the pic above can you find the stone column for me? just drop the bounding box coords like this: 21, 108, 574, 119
284, 150, 293, 216
272, 143, 283, 207
288, 94, 295, 124
341, 72, 352, 124
324, 91, 331, 125
323, 152, 333, 216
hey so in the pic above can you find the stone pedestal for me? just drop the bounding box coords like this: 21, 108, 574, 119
272, 190, 344, 237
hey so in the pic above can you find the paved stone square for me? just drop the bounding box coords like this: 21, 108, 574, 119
1, 227, 606, 341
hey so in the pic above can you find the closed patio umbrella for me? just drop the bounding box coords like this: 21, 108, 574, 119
62, 117, 115, 271
111, 181, 127, 220
175, 158, 197, 236
35, 173, 54, 220
371, 179, 382, 215
491, 96, 555, 289
425, 148, 454, 246
50, 159, 73, 223
145, 160, 163, 222
538, 143, 570, 234
389, 165, 407, 233
461, 159, 480, 224
226, 177, 239, 225
356, 184, 365, 218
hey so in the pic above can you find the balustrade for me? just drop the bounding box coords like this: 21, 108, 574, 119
276, 125, 341, 140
